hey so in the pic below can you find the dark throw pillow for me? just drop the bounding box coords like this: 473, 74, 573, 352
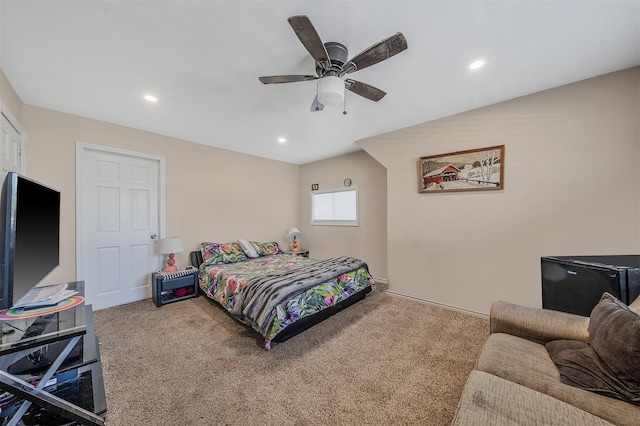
546, 293, 640, 406
589, 293, 640, 386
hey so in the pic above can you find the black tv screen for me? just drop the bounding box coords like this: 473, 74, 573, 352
0, 172, 60, 309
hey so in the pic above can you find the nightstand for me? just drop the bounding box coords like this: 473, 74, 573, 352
152, 269, 198, 307
287, 250, 309, 258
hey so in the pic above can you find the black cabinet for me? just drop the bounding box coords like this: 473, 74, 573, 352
541, 255, 640, 316
152, 270, 198, 307
0, 353, 106, 425
0, 282, 106, 425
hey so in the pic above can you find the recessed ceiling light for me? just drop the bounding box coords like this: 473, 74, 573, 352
278, 137, 286, 144
469, 60, 485, 70
144, 94, 158, 102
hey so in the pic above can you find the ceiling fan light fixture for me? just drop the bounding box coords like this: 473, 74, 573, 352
318, 76, 344, 106
469, 59, 485, 70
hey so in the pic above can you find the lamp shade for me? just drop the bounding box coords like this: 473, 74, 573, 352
159, 237, 184, 255
317, 76, 344, 106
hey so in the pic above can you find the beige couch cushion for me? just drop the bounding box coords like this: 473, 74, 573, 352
476, 333, 560, 393
477, 332, 640, 426
489, 300, 589, 344
451, 370, 614, 425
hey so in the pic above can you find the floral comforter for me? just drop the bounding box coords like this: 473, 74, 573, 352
199, 253, 374, 349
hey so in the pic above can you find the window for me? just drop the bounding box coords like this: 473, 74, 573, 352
310, 186, 358, 226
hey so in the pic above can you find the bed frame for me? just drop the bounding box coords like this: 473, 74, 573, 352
190, 251, 372, 345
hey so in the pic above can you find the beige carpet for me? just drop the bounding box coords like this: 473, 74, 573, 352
93, 286, 488, 426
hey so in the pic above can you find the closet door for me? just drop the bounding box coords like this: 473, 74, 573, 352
0, 111, 23, 181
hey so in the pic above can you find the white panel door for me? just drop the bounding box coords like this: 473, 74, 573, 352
1, 112, 23, 181
79, 146, 162, 310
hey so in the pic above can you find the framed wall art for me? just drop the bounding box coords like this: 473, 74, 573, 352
418, 145, 504, 193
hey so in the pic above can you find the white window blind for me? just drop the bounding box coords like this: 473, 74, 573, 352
310, 186, 358, 226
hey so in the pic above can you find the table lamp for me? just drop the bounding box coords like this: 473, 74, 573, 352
159, 237, 184, 272
287, 228, 302, 252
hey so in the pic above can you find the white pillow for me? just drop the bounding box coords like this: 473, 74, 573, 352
237, 239, 259, 258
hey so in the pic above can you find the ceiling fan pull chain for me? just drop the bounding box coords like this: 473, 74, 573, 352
343, 86, 347, 115
315, 84, 321, 111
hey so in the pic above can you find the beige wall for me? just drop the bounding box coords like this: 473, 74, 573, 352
359, 67, 640, 315
3, 66, 639, 314
20, 105, 299, 286
299, 151, 387, 279
1, 69, 22, 123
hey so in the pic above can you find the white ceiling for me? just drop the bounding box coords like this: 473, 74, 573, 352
1, 1, 639, 165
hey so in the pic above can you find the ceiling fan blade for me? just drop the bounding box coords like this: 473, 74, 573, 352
345, 79, 386, 102
310, 95, 325, 112
344, 32, 408, 74
259, 75, 318, 84
287, 15, 330, 70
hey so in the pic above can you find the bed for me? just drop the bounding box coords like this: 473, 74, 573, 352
190, 240, 375, 350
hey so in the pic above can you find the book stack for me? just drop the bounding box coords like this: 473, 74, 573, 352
12, 283, 78, 310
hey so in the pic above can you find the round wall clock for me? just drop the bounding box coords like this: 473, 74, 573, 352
344, 178, 352, 187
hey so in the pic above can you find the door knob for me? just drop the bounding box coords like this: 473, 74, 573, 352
151, 234, 158, 240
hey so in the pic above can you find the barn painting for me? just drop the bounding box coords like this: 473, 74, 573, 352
418, 145, 505, 193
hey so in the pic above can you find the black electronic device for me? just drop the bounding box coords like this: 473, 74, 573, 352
0, 172, 61, 309
541, 255, 640, 316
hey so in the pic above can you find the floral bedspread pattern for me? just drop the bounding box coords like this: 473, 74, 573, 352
198, 253, 375, 349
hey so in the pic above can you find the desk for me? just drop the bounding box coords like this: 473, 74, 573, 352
0, 282, 106, 425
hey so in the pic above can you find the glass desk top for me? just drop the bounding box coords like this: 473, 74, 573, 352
0, 282, 86, 356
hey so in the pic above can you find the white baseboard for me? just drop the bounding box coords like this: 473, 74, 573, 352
385, 290, 488, 319
372, 277, 388, 285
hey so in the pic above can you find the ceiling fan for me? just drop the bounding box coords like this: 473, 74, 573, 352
259, 15, 408, 112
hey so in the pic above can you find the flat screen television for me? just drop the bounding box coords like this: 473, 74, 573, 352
0, 172, 60, 309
